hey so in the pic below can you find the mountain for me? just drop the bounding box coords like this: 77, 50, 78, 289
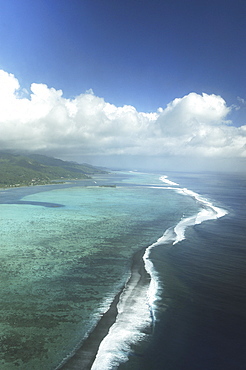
0, 152, 108, 187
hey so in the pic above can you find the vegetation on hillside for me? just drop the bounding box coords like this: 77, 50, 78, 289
0, 152, 107, 188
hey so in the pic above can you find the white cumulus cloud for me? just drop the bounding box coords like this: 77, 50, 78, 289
0, 70, 245, 170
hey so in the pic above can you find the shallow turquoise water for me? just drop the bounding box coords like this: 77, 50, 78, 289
0, 172, 199, 369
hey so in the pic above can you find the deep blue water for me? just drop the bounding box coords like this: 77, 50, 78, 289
121, 172, 246, 370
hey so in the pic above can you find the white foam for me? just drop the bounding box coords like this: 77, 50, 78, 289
159, 175, 179, 186
176, 187, 228, 223
172, 187, 228, 244
91, 269, 152, 369
173, 215, 197, 244
91, 175, 229, 369
148, 186, 175, 190
143, 227, 176, 320
142, 183, 228, 329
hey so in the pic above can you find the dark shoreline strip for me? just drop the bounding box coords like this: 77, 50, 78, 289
58, 247, 149, 370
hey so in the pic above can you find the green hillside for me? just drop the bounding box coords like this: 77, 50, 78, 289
0, 152, 107, 188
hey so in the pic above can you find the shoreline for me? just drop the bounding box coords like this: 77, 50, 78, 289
0, 179, 85, 191
58, 247, 150, 370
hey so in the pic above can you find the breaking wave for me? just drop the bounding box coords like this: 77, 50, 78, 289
91, 175, 228, 369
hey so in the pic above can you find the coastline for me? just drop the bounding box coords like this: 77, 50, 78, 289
58, 247, 150, 370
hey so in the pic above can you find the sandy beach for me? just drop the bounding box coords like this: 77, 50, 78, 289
59, 247, 150, 370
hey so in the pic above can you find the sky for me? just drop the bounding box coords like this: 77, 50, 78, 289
0, 0, 245, 172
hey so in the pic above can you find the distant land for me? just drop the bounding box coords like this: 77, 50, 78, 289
0, 151, 108, 188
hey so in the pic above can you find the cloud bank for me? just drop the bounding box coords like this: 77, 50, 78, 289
0, 70, 245, 171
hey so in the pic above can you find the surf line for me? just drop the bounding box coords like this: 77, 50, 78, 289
144, 177, 228, 319
91, 176, 228, 370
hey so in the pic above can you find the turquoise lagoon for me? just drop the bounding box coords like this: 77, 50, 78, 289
0, 172, 200, 369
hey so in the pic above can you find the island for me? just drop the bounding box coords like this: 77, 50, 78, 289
0, 151, 107, 188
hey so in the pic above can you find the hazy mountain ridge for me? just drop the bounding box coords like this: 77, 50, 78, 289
0, 152, 107, 187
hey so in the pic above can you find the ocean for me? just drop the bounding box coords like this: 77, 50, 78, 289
0, 170, 245, 369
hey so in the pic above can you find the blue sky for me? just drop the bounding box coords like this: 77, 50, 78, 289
0, 0, 245, 171
1, 0, 246, 111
